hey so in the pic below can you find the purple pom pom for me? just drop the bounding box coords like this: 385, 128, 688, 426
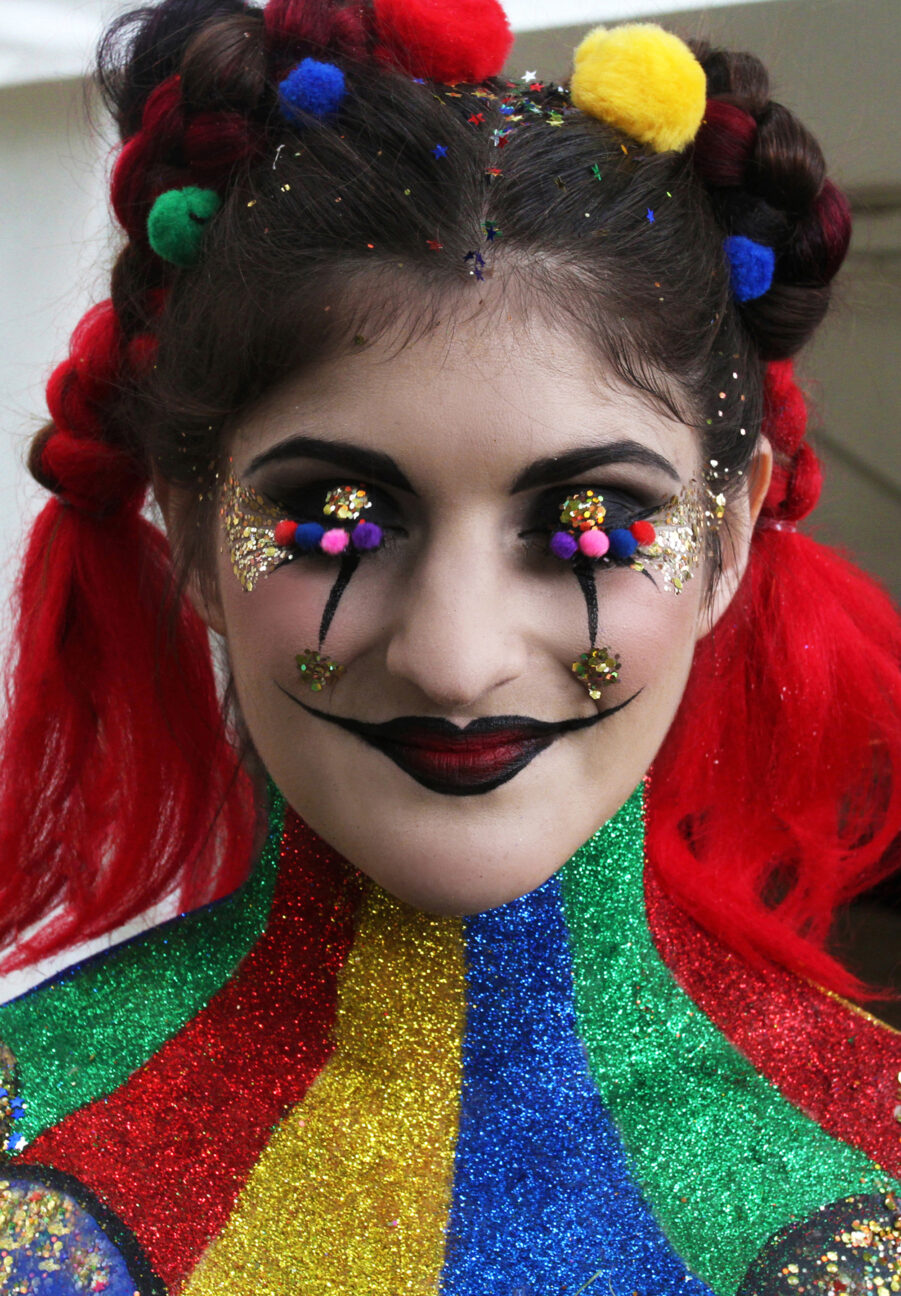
295, 522, 325, 551
607, 528, 638, 560
352, 521, 383, 551
723, 235, 776, 303
550, 531, 578, 560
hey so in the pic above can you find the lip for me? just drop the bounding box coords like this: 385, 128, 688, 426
280, 691, 639, 796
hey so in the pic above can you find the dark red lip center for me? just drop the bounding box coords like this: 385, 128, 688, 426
379, 730, 552, 786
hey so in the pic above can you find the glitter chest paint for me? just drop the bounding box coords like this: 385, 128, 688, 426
0, 791, 899, 1294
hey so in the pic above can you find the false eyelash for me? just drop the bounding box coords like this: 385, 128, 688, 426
269, 483, 388, 560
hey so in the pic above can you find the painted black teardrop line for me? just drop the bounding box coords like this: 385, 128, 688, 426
318, 551, 360, 647
573, 556, 598, 648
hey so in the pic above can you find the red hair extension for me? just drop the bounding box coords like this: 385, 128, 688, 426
648, 369, 901, 996
648, 526, 901, 997
263, 0, 369, 63
111, 76, 185, 240
183, 111, 261, 175
0, 304, 254, 969
693, 99, 757, 188
788, 179, 852, 284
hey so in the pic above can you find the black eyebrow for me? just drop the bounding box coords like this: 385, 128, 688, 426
510, 441, 681, 493
246, 435, 416, 494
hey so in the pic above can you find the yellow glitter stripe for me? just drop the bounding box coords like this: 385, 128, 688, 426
183, 887, 465, 1296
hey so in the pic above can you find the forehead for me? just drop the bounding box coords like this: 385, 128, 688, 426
228, 312, 702, 487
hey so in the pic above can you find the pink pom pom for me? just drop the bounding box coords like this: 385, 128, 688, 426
321, 528, 350, 555
579, 529, 610, 558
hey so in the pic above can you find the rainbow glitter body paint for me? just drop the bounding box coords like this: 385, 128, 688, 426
0, 789, 899, 1294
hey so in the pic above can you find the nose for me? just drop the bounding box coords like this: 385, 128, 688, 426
384, 526, 529, 710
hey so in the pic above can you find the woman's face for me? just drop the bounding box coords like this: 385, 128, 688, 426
185, 308, 757, 913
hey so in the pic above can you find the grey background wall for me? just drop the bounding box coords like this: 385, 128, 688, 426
1, 0, 899, 630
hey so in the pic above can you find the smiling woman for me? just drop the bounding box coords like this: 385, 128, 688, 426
190, 319, 744, 913
1, 0, 901, 1292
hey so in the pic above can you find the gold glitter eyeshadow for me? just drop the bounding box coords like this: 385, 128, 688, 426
560, 490, 607, 530
323, 485, 371, 522
572, 646, 620, 700
296, 649, 344, 690
632, 482, 718, 594
220, 474, 286, 593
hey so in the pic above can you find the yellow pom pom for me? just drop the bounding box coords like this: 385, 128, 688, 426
571, 23, 706, 154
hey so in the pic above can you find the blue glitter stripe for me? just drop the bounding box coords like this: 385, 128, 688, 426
440, 874, 713, 1296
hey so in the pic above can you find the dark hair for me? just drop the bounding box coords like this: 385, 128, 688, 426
8, 0, 901, 999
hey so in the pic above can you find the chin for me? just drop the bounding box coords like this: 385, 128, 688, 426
287, 779, 602, 914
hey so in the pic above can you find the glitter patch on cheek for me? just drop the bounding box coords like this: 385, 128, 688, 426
631, 483, 717, 594
220, 474, 288, 593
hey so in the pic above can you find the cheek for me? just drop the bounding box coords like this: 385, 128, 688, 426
216, 555, 326, 698
596, 568, 704, 710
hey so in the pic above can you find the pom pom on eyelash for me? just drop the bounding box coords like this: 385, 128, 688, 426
321, 527, 350, 555
579, 529, 610, 558
352, 521, 383, 550
630, 520, 656, 545
278, 59, 347, 122
550, 531, 579, 560
607, 528, 639, 560
274, 520, 299, 547
295, 522, 326, 551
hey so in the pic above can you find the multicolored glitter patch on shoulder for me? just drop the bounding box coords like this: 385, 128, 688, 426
0, 1164, 165, 1295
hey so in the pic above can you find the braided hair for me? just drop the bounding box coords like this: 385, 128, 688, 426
3, 0, 899, 996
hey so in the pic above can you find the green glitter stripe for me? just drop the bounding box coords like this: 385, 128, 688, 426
0, 792, 285, 1144
561, 786, 900, 1295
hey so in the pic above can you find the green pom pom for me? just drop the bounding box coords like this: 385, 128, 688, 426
147, 187, 222, 267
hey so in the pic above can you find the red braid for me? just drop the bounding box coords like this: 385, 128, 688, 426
0, 302, 253, 969
647, 51, 901, 995
649, 367, 901, 997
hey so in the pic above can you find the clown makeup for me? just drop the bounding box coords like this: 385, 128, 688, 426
193, 306, 760, 915
222, 476, 389, 688
546, 481, 727, 697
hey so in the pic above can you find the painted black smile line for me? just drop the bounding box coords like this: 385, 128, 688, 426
278, 686, 641, 796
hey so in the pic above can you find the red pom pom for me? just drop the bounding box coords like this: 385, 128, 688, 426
630, 520, 656, 545
274, 519, 298, 547
373, 0, 513, 83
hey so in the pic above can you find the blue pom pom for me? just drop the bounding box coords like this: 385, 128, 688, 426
607, 528, 638, 560
295, 522, 325, 551
278, 59, 346, 122
724, 235, 776, 303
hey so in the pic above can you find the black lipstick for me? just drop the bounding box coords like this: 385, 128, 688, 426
281, 690, 640, 796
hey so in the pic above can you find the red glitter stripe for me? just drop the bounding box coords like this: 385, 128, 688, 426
19, 814, 360, 1290
645, 866, 901, 1176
